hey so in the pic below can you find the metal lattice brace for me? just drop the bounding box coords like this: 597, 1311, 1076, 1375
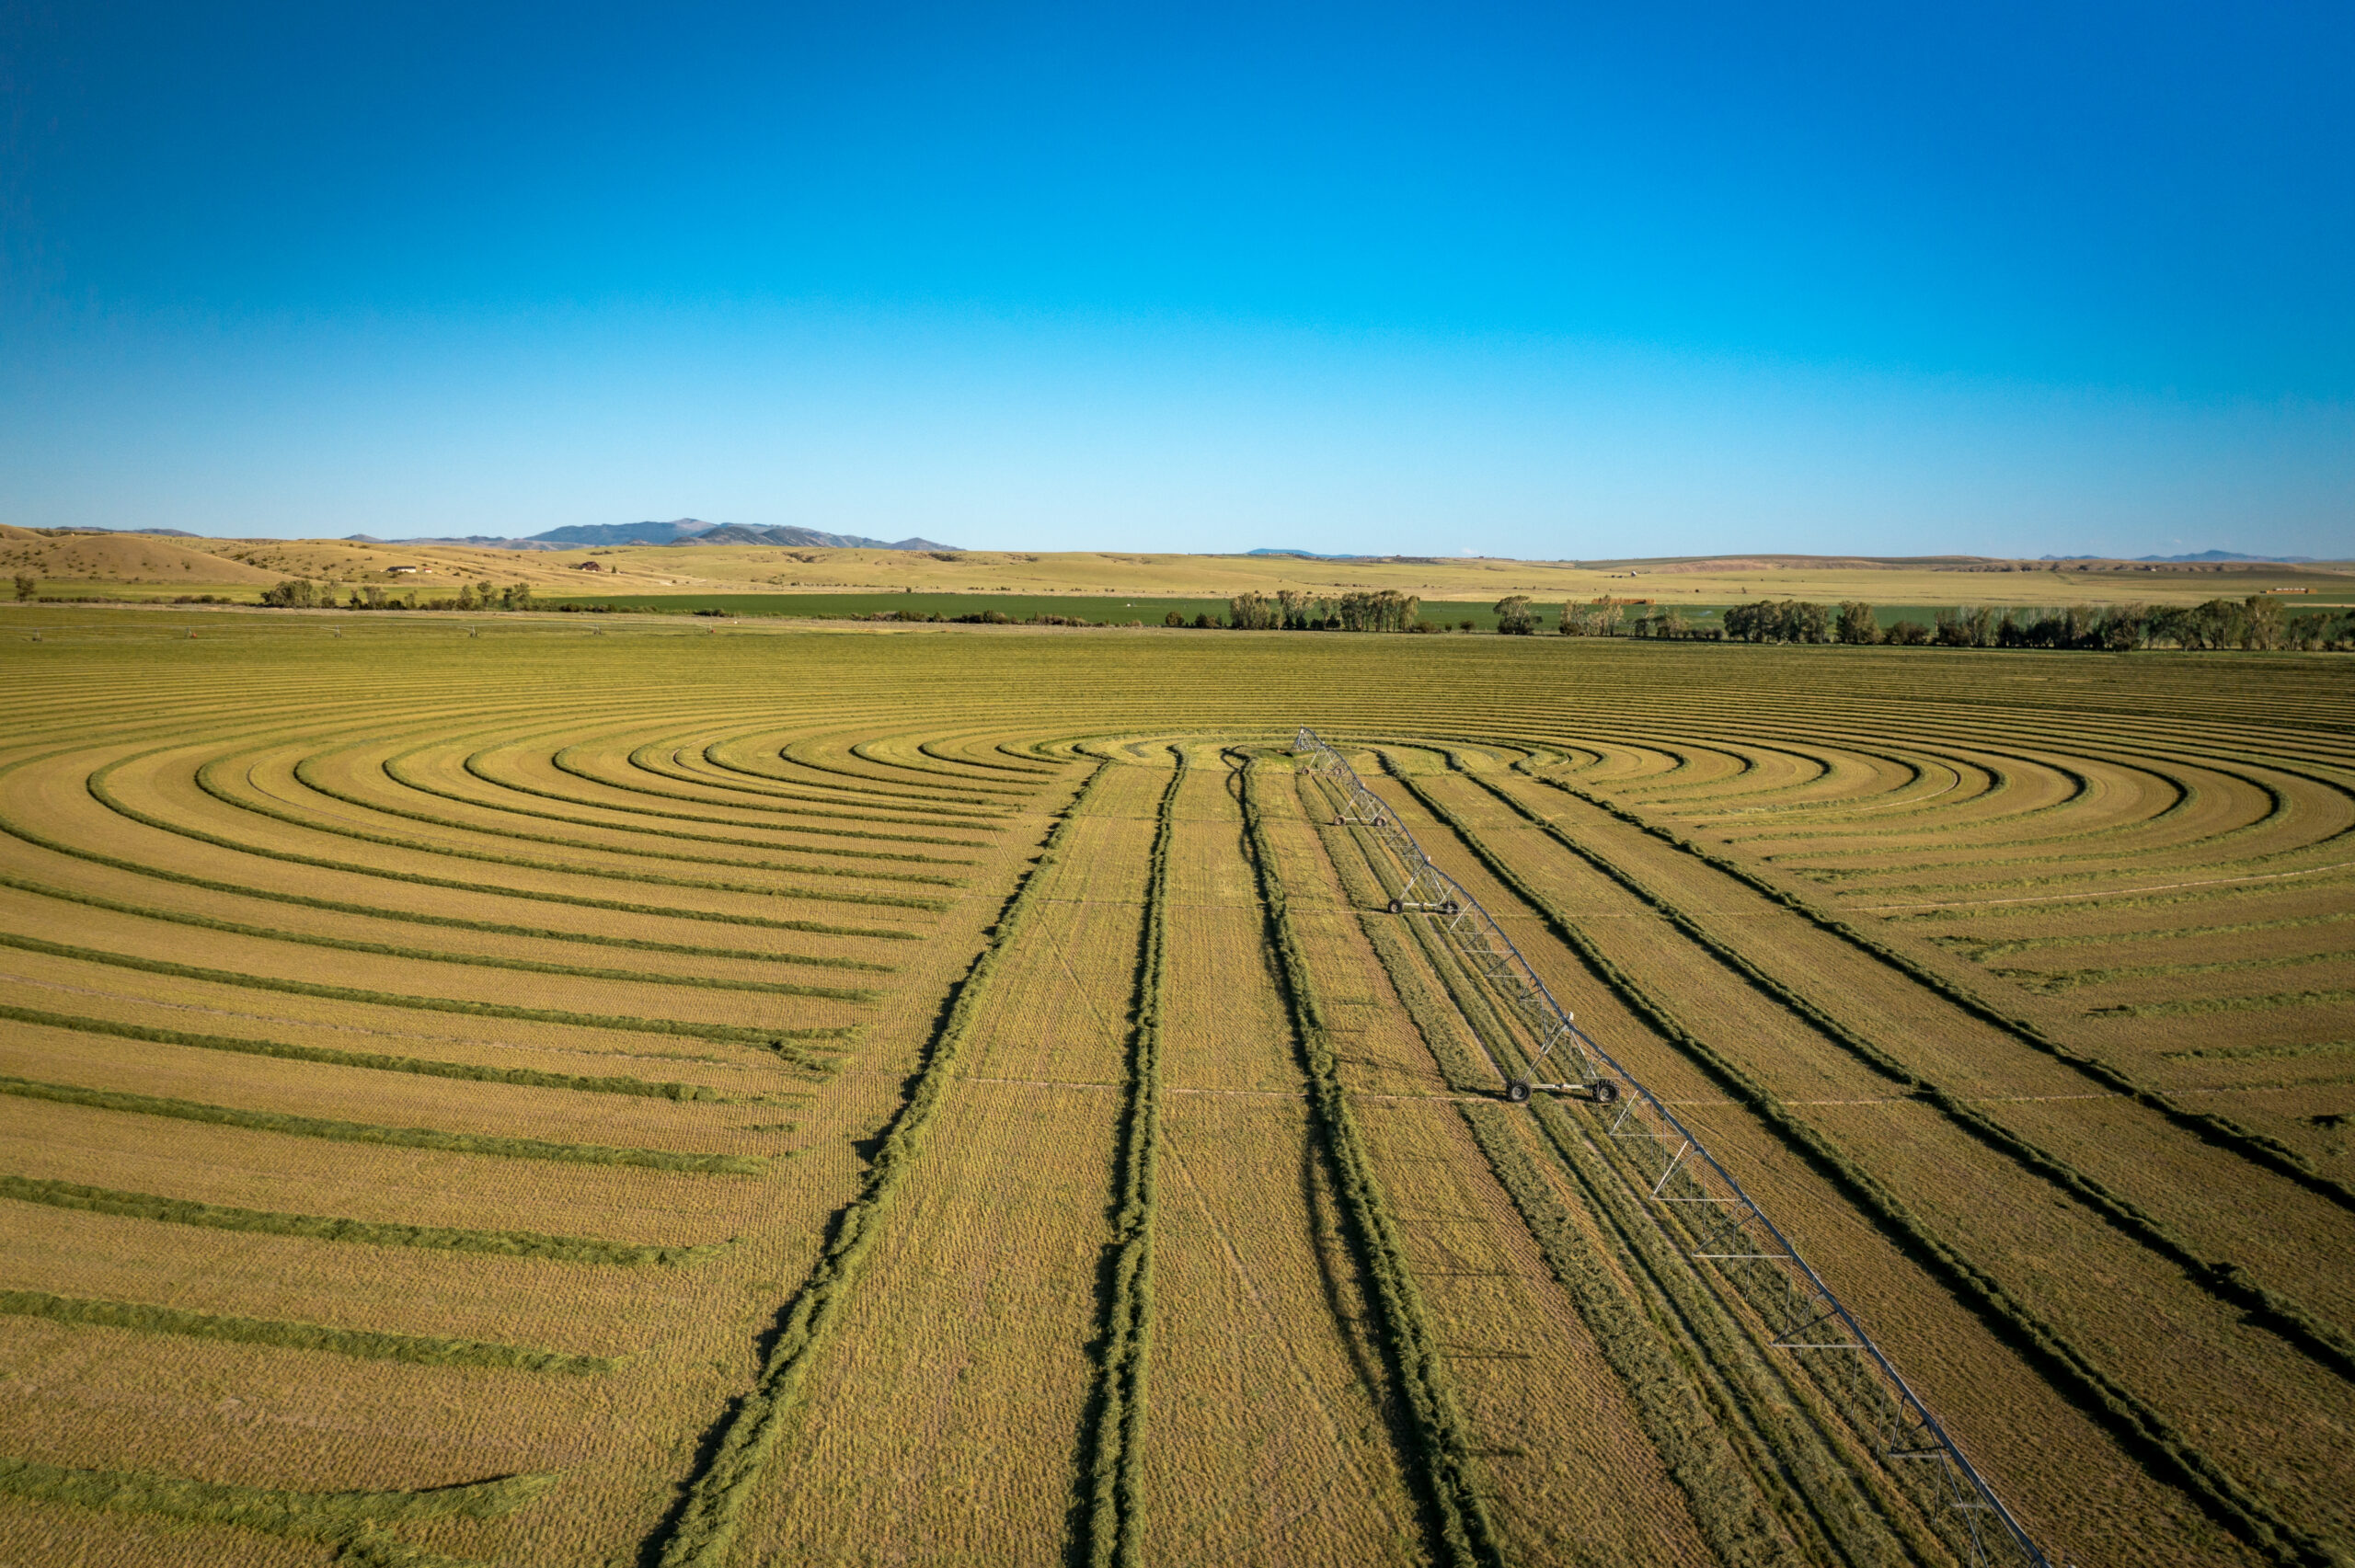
1288, 727, 2055, 1568
1292, 728, 1619, 1104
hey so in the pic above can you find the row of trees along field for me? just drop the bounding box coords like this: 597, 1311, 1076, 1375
1537, 593, 2354, 651
258, 578, 538, 611
1223, 589, 1424, 631
207, 577, 2350, 650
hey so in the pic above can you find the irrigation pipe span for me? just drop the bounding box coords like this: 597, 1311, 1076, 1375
1292, 727, 2053, 1568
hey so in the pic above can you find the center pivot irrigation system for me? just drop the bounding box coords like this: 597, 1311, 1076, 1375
1292, 728, 2054, 1568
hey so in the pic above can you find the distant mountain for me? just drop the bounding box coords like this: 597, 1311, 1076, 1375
2133, 549, 2317, 564
523, 519, 720, 546
339, 520, 959, 551
2041, 549, 2322, 564
343, 532, 523, 547
1248, 547, 1363, 560
37, 525, 202, 538
679, 523, 959, 550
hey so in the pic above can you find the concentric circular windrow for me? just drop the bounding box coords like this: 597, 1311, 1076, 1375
0, 618, 2348, 1567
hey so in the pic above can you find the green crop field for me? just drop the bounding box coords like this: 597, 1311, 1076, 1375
0, 607, 2349, 1567
534, 591, 1612, 632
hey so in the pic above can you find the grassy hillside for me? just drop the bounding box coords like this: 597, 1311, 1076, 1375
8, 525, 2351, 609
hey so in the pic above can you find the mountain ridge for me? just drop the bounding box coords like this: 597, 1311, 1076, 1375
337, 519, 960, 551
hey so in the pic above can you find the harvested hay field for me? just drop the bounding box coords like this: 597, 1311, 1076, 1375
0, 610, 2347, 1567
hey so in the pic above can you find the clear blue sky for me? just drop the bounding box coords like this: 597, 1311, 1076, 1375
3, 1, 2349, 556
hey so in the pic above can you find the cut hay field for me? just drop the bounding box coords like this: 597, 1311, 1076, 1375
0, 611, 2348, 1567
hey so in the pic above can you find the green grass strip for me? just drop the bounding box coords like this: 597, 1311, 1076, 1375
0, 780, 910, 952
0, 1288, 616, 1373
193, 757, 950, 910
1236, 755, 1502, 1568
427, 750, 978, 861
1394, 765, 2340, 1568
1936, 909, 2355, 963
77, 756, 926, 937
493, 743, 996, 843
0, 928, 853, 1069
626, 741, 1016, 824
2001, 951, 2342, 993
0, 1001, 748, 1101
2092, 989, 2355, 1019
0, 869, 881, 1001
2165, 1039, 2355, 1065
293, 755, 965, 887
1521, 1087, 1947, 1566
1084, 754, 1181, 1568
0, 1172, 718, 1264
0, 1073, 767, 1173
1457, 1107, 1805, 1566
847, 738, 1040, 795
652, 761, 1110, 1568
1303, 764, 1947, 1563
1520, 765, 2355, 1217
0, 1453, 553, 1566
1431, 765, 2355, 1389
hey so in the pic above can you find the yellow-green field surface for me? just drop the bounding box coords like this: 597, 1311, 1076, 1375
0, 611, 2348, 1567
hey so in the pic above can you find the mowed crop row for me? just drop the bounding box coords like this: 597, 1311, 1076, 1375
0, 616, 2346, 1565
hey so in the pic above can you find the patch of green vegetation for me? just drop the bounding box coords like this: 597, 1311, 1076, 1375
0, 1288, 615, 1373
0, 1001, 742, 1102
0, 1073, 768, 1173
1237, 756, 1502, 1568
1083, 751, 1181, 1568
0, 1173, 721, 1265
653, 763, 1106, 1568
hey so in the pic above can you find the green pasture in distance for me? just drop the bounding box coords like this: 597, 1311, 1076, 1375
540, 591, 1578, 630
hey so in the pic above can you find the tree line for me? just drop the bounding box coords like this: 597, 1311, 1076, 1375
258, 578, 538, 611
1511, 592, 2350, 652
213, 577, 2352, 651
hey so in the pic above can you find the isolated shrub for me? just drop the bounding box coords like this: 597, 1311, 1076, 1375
11, 574, 32, 601
1493, 595, 1537, 635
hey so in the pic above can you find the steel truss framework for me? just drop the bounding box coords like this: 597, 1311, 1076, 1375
1291, 727, 2053, 1568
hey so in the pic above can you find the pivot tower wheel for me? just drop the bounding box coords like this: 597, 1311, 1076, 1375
1505, 1080, 1532, 1104
1386, 897, 1403, 914
1591, 1079, 1621, 1105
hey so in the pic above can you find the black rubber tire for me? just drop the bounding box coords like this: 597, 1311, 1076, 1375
1591, 1080, 1621, 1105
1506, 1080, 1532, 1104
1387, 898, 1402, 915
1442, 900, 1459, 916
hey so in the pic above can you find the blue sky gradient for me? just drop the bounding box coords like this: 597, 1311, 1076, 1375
4, 1, 2349, 555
